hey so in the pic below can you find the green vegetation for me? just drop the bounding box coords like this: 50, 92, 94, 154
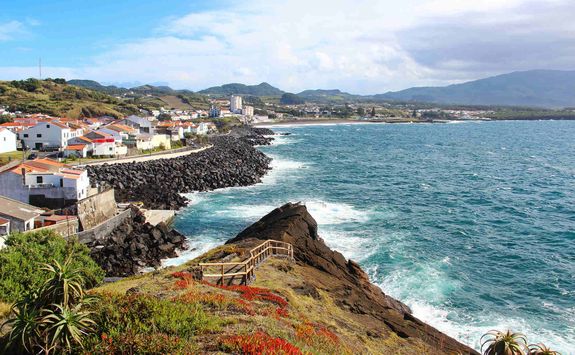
481, 330, 561, 355
0, 230, 104, 303
199, 82, 284, 97
0, 150, 27, 166
487, 108, 575, 120
2, 258, 98, 354
280, 93, 305, 105
0, 79, 143, 118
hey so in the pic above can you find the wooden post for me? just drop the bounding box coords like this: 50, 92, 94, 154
221, 264, 224, 285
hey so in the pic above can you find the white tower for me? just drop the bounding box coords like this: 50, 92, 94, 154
230, 95, 243, 114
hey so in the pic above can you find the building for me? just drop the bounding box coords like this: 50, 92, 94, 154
0, 196, 43, 233
0, 158, 90, 208
19, 120, 71, 150
63, 144, 89, 158
121, 115, 155, 134
0, 128, 17, 153
209, 105, 221, 118
230, 95, 243, 114
242, 105, 254, 117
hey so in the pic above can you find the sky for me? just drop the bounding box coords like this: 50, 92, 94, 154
0, 0, 573, 94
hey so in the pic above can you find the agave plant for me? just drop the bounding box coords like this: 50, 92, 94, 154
41, 303, 96, 351
38, 258, 85, 307
2, 299, 43, 353
528, 343, 562, 355
481, 330, 527, 355
2, 257, 98, 354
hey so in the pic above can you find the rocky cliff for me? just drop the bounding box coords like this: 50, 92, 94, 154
227, 202, 478, 354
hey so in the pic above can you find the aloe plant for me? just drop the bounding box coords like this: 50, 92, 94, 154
528, 343, 562, 355
481, 330, 527, 355
1, 257, 97, 354
38, 258, 85, 307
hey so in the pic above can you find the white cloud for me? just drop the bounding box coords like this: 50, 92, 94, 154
0, 21, 25, 41
0, 0, 573, 93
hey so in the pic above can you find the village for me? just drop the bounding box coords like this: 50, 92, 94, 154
0, 94, 260, 248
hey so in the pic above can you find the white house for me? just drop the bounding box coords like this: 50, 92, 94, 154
0, 128, 17, 154
122, 115, 154, 134
0, 158, 90, 208
63, 144, 89, 158
20, 121, 71, 150
0, 196, 43, 234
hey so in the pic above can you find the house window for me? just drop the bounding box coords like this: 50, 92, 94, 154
36, 176, 43, 184
46, 124, 50, 128
60, 179, 63, 187
109, 147, 113, 151
23, 134, 28, 138
37, 134, 42, 138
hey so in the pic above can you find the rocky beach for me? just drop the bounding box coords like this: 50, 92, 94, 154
87, 127, 274, 210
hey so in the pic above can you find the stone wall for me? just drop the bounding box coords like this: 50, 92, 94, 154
76, 208, 132, 244
30, 219, 80, 237
76, 188, 117, 230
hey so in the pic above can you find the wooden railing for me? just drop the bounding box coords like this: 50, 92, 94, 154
199, 240, 294, 285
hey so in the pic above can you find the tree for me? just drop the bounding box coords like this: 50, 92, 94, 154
0, 230, 104, 303
370, 107, 376, 117
157, 113, 172, 121
357, 107, 365, 116
280, 93, 305, 105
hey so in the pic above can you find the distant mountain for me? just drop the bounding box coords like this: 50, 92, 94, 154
199, 82, 284, 97
68, 80, 126, 95
297, 89, 361, 103
377, 70, 575, 108
69, 80, 194, 96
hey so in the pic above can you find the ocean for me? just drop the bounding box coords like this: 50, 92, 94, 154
167, 120, 575, 352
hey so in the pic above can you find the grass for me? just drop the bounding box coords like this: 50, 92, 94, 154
0, 150, 25, 166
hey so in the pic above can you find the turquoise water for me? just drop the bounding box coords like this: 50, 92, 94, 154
169, 121, 575, 352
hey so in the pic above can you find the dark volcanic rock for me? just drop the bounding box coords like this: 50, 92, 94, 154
226, 202, 478, 355
88, 207, 188, 276
87, 129, 272, 209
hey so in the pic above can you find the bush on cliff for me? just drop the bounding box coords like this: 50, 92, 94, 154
0, 230, 105, 303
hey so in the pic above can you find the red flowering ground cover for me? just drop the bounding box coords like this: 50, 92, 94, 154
221, 331, 302, 355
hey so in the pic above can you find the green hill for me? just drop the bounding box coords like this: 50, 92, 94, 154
377, 70, 575, 108
0, 78, 149, 118
297, 89, 361, 103
199, 82, 284, 97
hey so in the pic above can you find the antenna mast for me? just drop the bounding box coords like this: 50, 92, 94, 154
39, 58, 42, 79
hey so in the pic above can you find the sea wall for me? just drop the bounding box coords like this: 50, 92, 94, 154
76, 188, 117, 230
76, 208, 132, 244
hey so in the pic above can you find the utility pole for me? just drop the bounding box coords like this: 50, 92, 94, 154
38, 58, 42, 80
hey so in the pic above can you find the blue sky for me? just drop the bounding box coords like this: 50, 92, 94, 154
0, 0, 573, 93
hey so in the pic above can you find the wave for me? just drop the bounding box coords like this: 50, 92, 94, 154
161, 238, 222, 267
374, 265, 574, 353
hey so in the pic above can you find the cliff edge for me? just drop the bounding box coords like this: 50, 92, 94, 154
226, 202, 478, 354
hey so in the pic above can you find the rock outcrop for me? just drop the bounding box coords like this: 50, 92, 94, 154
87, 206, 187, 276
226, 202, 478, 354
88, 132, 272, 210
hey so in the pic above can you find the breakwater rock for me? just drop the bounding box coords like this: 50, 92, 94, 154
87, 134, 272, 209
226, 202, 478, 354
88, 207, 187, 276
229, 126, 274, 146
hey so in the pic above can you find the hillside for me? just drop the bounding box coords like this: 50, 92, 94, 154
199, 82, 284, 97
377, 70, 575, 108
82, 203, 477, 354
0, 79, 145, 118
297, 89, 361, 103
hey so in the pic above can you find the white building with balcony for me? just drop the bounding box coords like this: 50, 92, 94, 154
0, 158, 90, 208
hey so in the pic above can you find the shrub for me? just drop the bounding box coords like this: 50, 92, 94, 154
0, 230, 105, 303
1, 258, 97, 354
221, 331, 302, 355
86, 293, 221, 341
